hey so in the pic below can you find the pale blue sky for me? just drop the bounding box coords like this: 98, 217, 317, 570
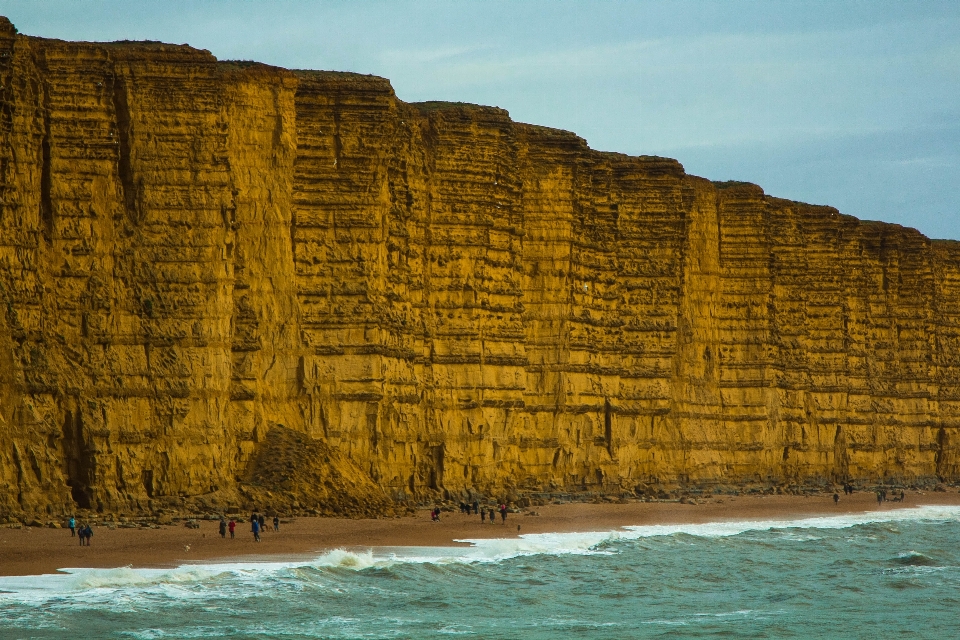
3, 1, 958, 239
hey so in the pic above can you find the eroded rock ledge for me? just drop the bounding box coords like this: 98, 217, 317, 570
1, 17, 959, 519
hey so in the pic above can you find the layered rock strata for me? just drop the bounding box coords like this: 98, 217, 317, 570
1, 18, 958, 517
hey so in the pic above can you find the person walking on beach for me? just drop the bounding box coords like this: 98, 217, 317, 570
489, 507, 496, 523
833, 493, 840, 505
258, 514, 266, 534
252, 518, 261, 542
473, 500, 479, 515
499, 504, 507, 524
68, 516, 76, 537
876, 490, 883, 506
82, 524, 93, 546
78, 523, 85, 546
228, 519, 236, 539
480, 508, 486, 523
219, 518, 227, 538
273, 515, 279, 532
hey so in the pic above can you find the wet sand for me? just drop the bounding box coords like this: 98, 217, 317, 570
3, 491, 960, 577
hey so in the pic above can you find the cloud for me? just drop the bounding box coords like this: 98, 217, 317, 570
380, 46, 486, 65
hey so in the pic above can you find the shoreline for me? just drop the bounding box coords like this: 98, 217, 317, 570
3, 491, 960, 578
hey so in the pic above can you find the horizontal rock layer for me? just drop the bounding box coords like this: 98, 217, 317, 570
1, 17, 959, 515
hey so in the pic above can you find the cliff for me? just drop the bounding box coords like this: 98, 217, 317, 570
2, 18, 959, 519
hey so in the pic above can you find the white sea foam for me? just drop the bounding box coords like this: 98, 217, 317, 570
618, 503, 960, 540
454, 503, 960, 561
2, 503, 959, 599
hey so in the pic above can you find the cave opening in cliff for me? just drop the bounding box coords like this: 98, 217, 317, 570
61, 409, 93, 509
936, 427, 948, 479
70, 484, 90, 509
604, 399, 613, 456
428, 445, 444, 491
142, 469, 154, 498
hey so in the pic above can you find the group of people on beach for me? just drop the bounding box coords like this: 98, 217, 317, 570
65, 510, 281, 547
219, 518, 236, 538
243, 512, 280, 542
68, 516, 94, 546
832, 484, 907, 506
214, 512, 281, 542
876, 488, 906, 505
433, 502, 509, 524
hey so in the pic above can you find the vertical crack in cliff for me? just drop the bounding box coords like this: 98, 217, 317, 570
332, 97, 342, 170
111, 70, 140, 224
38, 78, 52, 241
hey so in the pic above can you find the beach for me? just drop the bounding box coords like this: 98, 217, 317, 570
4, 490, 960, 577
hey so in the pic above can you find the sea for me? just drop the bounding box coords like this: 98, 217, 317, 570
3, 505, 960, 639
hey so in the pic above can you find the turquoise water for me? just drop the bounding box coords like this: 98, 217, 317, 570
3, 506, 960, 639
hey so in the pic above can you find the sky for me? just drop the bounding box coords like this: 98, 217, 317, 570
2, 0, 958, 239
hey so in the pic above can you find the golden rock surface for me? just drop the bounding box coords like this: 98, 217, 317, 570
1, 18, 958, 516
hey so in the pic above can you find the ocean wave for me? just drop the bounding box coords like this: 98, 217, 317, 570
890, 551, 941, 567
453, 504, 960, 562
69, 565, 230, 590
620, 504, 960, 539
2, 504, 959, 598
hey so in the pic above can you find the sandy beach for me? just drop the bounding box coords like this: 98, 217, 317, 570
3, 491, 960, 577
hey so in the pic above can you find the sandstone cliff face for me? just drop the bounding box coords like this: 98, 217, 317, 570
1, 18, 958, 517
